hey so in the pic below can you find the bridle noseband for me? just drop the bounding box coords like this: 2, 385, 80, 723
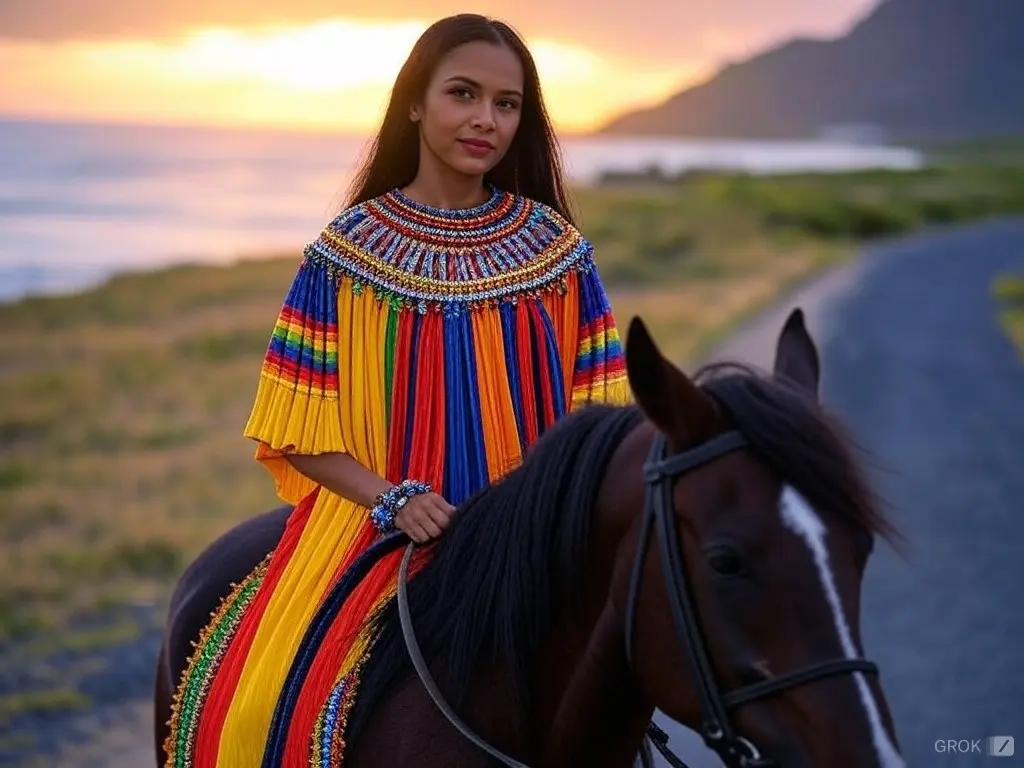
396, 427, 879, 768
623, 429, 879, 768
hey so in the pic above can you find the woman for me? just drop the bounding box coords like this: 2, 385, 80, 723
164, 13, 629, 767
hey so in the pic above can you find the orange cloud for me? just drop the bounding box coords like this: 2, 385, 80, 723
0, 20, 701, 132
0, 1, 876, 67
0, 2, 877, 132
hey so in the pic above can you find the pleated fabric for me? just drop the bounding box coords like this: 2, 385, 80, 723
163, 187, 629, 767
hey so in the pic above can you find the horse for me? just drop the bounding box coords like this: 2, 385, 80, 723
155, 308, 906, 767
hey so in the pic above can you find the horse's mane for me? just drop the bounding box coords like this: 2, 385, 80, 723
346, 403, 644, 742
344, 360, 899, 748
693, 361, 900, 548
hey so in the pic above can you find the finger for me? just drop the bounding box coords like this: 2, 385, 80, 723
428, 495, 456, 516
418, 515, 444, 539
425, 503, 453, 529
406, 522, 428, 543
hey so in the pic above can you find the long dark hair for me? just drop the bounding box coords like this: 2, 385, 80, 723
344, 14, 577, 225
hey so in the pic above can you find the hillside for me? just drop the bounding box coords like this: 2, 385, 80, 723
599, 0, 1024, 141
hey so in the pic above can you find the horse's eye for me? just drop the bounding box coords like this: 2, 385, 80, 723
706, 546, 745, 578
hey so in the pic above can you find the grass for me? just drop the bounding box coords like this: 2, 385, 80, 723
2, 162, 1024, 648
993, 273, 1024, 361
0, 688, 89, 726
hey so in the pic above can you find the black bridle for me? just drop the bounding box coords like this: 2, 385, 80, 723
623, 430, 880, 767
397, 428, 879, 768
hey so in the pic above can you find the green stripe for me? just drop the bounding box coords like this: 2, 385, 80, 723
384, 307, 398, 429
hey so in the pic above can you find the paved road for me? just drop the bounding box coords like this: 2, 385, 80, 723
48, 220, 1024, 767
652, 218, 1024, 767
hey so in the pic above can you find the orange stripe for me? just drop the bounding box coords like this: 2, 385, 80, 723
542, 273, 579, 409
471, 309, 522, 480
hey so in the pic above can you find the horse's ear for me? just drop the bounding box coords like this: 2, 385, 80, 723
773, 308, 820, 397
626, 317, 716, 441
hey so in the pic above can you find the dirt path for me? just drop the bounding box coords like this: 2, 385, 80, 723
650, 217, 1024, 767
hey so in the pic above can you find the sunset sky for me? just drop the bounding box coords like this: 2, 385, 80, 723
0, 0, 877, 134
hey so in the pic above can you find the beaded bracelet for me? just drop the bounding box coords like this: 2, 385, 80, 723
370, 479, 432, 535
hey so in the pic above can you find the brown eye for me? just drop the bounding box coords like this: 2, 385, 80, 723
706, 546, 745, 578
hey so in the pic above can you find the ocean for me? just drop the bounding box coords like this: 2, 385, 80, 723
0, 119, 923, 303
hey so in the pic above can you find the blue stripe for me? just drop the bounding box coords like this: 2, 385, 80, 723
578, 267, 610, 325
536, 305, 567, 422
443, 306, 489, 505
271, 258, 340, 375
527, 311, 547, 437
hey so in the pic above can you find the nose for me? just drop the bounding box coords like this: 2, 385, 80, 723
470, 104, 496, 131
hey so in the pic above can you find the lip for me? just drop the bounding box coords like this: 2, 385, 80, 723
458, 138, 495, 156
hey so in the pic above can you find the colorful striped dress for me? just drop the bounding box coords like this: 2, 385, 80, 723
164, 186, 630, 767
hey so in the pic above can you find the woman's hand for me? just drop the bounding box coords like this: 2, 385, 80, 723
395, 492, 456, 543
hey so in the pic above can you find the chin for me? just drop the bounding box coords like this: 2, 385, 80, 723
446, 157, 499, 178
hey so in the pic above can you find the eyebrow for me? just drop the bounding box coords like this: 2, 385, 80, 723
443, 75, 523, 98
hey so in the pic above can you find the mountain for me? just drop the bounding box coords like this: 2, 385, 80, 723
598, 0, 1024, 141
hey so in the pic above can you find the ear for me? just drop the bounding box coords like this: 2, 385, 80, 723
626, 317, 716, 442
773, 308, 820, 397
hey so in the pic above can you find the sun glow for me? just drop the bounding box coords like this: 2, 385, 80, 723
0, 18, 699, 133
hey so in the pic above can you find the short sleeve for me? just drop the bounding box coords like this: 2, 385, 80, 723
570, 255, 631, 409
243, 254, 348, 504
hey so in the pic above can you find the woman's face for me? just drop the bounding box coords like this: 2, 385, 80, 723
412, 40, 524, 179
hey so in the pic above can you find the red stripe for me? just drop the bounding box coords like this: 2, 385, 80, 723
192, 488, 320, 767
276, 306, 338, 338
406, 311, 446, 487
528, 302, 557, 428
385, 313, 414, 481
515, 304, 538, 445
279, 312, 449, 764
262, 355, 339, 392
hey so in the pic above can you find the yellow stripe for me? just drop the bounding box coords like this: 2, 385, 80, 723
216, 278, 390, 766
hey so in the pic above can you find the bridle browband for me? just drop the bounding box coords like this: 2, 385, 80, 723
397, 428, 879, 768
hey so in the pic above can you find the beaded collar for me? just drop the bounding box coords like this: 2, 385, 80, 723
302, 186, 594, 310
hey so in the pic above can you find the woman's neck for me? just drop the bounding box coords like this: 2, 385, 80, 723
401, 158, 489, 211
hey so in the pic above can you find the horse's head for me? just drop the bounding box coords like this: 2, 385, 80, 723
617, 309, 904, 768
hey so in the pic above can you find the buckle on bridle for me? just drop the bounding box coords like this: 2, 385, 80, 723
643, 461, 666, 483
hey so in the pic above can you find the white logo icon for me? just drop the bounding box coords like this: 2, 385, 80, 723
989, 736, 1014, 757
